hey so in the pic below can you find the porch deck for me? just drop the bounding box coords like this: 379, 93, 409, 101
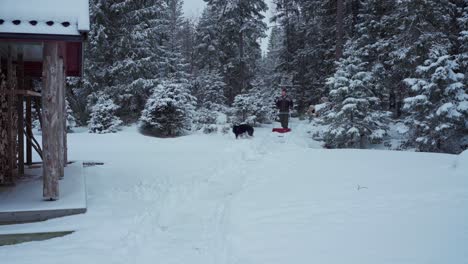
0, 162, 87, 225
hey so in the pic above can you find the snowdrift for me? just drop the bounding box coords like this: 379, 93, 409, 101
455, 150, 468, 176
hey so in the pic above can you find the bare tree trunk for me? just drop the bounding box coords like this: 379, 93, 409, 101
42, 42, 60, 200
336, 0, 345, 60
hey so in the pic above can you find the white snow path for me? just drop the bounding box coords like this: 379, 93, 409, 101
1, 120, 467, 264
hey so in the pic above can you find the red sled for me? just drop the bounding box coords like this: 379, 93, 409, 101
272, 128, 291, 133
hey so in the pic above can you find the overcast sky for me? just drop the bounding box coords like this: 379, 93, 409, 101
182, 0, 275, 54
182, 0, 206, 19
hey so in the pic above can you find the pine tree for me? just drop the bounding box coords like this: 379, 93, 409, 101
66, 100, 77, 132
193, 70, 227, 110
402, 1, 468, 153
194, 7, 221, 72
163, 0, 191, 81
204, 0, 268, 103
179, 19, 197, 75
262, 26, 284, 89
457, 1, 468, 75
139, 82, 196, 137
271, 0, 346, 112
323, 56, 390, 148
88, 94, 123, 134
232, 80, 276, 125
105, 0, 167, 121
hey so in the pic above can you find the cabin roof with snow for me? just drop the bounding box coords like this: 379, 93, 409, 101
0, 0, 90, 37
0, 0, 90, 77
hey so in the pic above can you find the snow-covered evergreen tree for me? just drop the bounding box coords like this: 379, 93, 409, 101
323, 56, 391, 148
232, 93, 258, 125
139, 82, 196, 137
105, 0, 168, 121
204, 0, 268, 103
271, 0, 360, 113
179, 19, 196, 75
260, 26, 284, 91
163, 0, 191, 81
88, 94, 123, 134
232, 82, 276, 125
66, 100, 77, 132
194, 7, 220, 72
192, 70, 226, 110
458, 1, 468, 78
403, 51, 467, 153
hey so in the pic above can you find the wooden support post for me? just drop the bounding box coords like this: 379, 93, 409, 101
42, 42, 60, 200
58, 43, 67, 169
62, 64, 68, 167
26, 79, 33, 165
57, 58, 65, 179
17, 52, 25, 175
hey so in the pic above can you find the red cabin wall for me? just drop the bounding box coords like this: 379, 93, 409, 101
3, 40, 83, 78
65, 42, 82, 77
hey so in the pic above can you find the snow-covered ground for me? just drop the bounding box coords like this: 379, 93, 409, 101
1, 120, 467, 264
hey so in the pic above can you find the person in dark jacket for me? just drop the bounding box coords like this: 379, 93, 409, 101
275, 89, 294, 129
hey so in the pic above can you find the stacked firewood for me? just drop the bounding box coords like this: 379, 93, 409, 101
0, 60, 18, 185
0, 64, 8, 184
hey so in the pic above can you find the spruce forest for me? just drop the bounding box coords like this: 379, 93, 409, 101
67, 0, 468, 154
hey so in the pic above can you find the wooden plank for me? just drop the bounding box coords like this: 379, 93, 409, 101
24, 126, 43, 160
42, 42, 60, 200
0, 90, 41, 97
17, 52, 25, 175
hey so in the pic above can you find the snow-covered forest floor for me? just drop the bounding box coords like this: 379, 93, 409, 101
1, 119, 467, 264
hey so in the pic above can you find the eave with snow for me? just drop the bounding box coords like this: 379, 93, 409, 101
0, 0, 90, 201
0, 0, 90, 77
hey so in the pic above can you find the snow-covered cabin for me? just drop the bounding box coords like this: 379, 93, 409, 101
0, 0, 90, 200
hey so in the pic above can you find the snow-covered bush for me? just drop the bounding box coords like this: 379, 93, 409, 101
221, 125, 231, 135
139, 82, 196, 137
323, 56, 391, 149
232, 91, 274, 126
194, 108, 217, 126
88, 95, 122, 134
203, 124, 218, 134
455, 150, 468, 176
193, 107, 229, 134
193, 108, 218, 133
314, 102, 332, 117
403, 54, 467, 154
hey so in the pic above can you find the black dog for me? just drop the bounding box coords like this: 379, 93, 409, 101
233, 124, 254, 139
